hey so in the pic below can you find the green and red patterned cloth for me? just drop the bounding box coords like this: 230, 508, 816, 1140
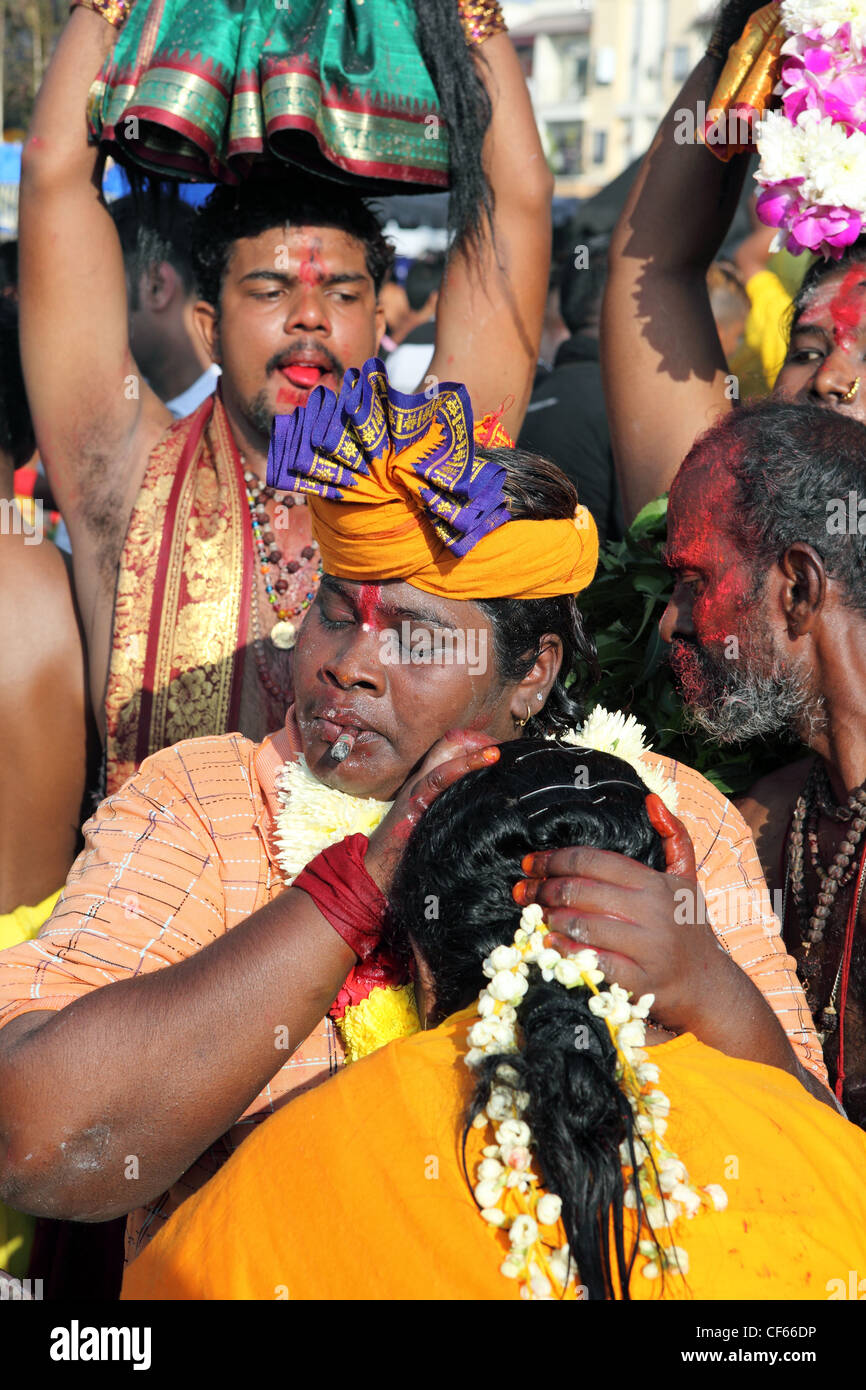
88, 0, 449, 189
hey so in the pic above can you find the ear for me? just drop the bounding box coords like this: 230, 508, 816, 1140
192, 299, 220, 364
409, 940, 436, 1028
508, 633, 563, 726
777, 543, 827, 639
144, 260, 180, 312
374, 297, 387, 351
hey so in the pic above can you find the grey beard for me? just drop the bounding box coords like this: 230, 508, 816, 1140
684, 660, 827, 746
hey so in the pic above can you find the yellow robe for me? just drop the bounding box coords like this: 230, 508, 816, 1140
122, 1008, 866, 1301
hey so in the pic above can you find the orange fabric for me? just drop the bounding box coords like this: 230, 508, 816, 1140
700, 4, 784, 162
121, 1010, 866, 1301
272, 367, 600, 598
0, 724, 826, 1260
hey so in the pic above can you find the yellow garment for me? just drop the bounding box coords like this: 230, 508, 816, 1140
730, 269, 792, 398
121, 1009, 866, 1301
0, 887, 61, 1275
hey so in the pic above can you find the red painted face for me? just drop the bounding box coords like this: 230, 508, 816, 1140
775, 263, 866, 421
659, 455, 771, 704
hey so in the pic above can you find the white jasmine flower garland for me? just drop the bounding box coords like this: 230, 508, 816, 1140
466, 904, 726, 1300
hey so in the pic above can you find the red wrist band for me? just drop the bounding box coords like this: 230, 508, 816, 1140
292, 833, 386, 960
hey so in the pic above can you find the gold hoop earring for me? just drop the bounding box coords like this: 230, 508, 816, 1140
842, 377, 861, 403
514, 703, 532, 728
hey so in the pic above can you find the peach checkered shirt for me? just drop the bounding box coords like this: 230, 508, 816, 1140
0, 721, 826, 1258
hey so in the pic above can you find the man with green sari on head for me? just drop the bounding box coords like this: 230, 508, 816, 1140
18, 0, 553, 795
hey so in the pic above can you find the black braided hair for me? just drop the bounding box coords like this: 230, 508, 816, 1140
386, 740, 666, 1299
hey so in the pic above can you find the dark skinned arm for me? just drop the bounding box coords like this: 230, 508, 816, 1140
602, 3, 777, 521
0, 734, 497, 1222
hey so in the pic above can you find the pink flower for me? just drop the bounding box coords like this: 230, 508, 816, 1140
789, 205, 862, 257
756, 182, 803, 229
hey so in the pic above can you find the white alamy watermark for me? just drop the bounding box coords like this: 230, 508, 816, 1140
49, 1320, 151, 1371
379, 622, 488, 676
826, 492, 866, 534
673, 102, 761, 148
0, 496, 43, 545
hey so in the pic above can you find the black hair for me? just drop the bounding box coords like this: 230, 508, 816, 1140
682, 397, 866, 617
110, 189, 198, 308
0, 240, 18, 298
189, 173, 396, 311
413, 1, 494, 250
558, 234, 609, 335
386, 740, 665, 1300
475, 446, 600, 731
0, 297, 36, 470
405, 252, 447, 312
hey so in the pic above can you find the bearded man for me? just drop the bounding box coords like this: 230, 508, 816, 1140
19, 1, 551, 793
0, 365, 828, 1285
661, 399, 866, 1123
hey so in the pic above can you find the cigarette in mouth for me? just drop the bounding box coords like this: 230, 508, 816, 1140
330, 730, 357, 762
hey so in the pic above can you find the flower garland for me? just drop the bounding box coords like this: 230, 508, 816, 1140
756, 1, 866, 257
466, 903, 727, 1300
274, 757, 419, 1058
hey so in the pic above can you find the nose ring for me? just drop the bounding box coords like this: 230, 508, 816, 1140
842, 378, 861, 403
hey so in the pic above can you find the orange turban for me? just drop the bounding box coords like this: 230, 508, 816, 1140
267, 359, 598, 599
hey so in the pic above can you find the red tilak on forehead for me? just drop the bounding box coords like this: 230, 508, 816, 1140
829, 265, 866, 348
298, 242, 325, 287
357, 583, 383, 630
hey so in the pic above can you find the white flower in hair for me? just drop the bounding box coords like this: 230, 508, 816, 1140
781, 0, 866, 44
549, 705, 679, 812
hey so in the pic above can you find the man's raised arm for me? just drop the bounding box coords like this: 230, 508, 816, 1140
601, 4, 771, 522
428, 31, 553, 441
19, 6, 169, 615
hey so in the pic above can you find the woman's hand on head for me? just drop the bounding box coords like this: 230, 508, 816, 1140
365, 731, 500, 891
512, 794, 731, 1037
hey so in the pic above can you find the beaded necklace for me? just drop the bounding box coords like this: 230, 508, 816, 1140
788, 761, 866, 1039
242, 464, 322, 705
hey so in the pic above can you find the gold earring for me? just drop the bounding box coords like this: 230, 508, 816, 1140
514, 703, 532, 728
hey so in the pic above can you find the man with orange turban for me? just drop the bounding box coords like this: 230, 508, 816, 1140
0, 366, 827, 1280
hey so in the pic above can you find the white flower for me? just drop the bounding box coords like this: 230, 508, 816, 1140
509, 1214, 538, 1248
616, 1019, 646, 1049
782, 0, 866, 46
500, 1257, 522, 1279
480, 1207, 506, 1227
497, 1119, 531, 1147
488, 970, 528, 1004
536, 1193, 563, 1226
665, 1245, 691, 1275
548, 1247, 573, 1285
477, 993, 497, 1018
578, 705, 651, 763
644, 1089, 671, 1117
552, 957, 585, 988
704, 1184, 728, 1212
465, 1048, 486, 1070
631, 994, 655, 1019
477, 1157, 504, 1182
486, 1088, 515, 1121
467, 1020, 497, 1048
475, 1179, 503, 1209
672, 1183, 703, 1218
486, 945, 521, 974
641, 1261, 660, 1280
636, 1061, 660, 1086
519, 903, 545, 930
495, 1063, 521, 1086
529, 1269, 552, 1298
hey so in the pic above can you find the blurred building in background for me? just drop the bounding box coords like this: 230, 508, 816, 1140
505, 0, 713, 195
